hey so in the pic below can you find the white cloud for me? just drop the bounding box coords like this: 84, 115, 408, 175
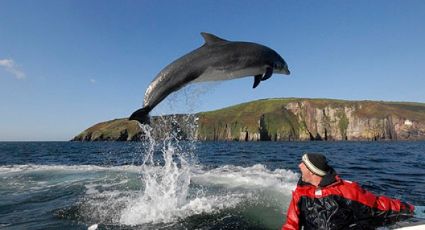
0, 58, 26, 79
90, 78, 96, 84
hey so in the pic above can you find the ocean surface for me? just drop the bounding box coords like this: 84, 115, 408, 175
1, 138, 425, 229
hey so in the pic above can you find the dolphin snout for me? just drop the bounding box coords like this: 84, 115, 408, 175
281, 67, 290, 75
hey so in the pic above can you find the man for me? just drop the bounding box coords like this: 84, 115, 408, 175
282, 153, 415, 230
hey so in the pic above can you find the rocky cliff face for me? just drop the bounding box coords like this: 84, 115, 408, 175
73, 98, 425, 141
287, 100, 425, 141
196, 99, 425, 141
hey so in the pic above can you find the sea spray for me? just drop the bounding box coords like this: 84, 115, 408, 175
118, 115, 253, 226
120, 117, 200, 225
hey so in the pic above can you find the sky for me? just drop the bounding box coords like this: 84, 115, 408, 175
1, 0, 425, 141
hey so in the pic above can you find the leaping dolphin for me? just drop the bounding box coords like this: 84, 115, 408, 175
129, 32, 290, 124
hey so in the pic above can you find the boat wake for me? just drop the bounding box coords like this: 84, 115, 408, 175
0, 116, 297, 229
0, 162, 297, 229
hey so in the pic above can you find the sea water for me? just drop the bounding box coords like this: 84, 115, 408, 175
1, 139, 425, 229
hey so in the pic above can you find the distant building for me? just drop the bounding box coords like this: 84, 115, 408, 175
404, 120, 413, 126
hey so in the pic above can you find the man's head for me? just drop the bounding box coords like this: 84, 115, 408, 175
298, 153, 330, 186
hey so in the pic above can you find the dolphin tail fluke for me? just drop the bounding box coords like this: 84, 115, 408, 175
129, 107, 151, 124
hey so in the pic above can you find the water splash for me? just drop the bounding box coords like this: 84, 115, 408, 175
120, 84, 209, 225
71, 114, 297, 227
120, 118, 201, 225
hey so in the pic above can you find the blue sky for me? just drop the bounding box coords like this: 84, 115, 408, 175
1, 1, 424, 141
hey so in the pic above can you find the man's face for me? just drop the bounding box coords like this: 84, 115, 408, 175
298, 162, 313, 183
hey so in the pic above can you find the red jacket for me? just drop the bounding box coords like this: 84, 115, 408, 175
283, 170, 414, 230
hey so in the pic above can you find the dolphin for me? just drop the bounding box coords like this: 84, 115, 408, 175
129, 32, 290, 124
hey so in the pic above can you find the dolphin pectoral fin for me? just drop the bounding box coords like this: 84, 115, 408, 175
253, 75, 262, 88
261, 67, 273, 81
253, 67, 273, 88
129, 107, 151, 124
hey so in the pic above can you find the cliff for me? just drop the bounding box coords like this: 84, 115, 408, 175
72, 119, 142, 141
72, 98, 425, 141
72, 115, 197, 141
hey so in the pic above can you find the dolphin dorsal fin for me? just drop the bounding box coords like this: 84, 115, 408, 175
201, 32, 227, 45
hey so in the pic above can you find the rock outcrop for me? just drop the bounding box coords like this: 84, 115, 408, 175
72, 115, 197, 141
72, 98, 425, 141
72, 119, 142, 141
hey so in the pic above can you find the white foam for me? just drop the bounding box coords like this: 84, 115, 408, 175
84, 184, 99, 195
1, 151, 297, 227
118, 125, 283, 226
120, 192, 245, 225
87, 224, 98, 230
192, 164, 298, 193
119, 132, 197, 225
116, 163, 297, 225
1, 162, 298, 226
